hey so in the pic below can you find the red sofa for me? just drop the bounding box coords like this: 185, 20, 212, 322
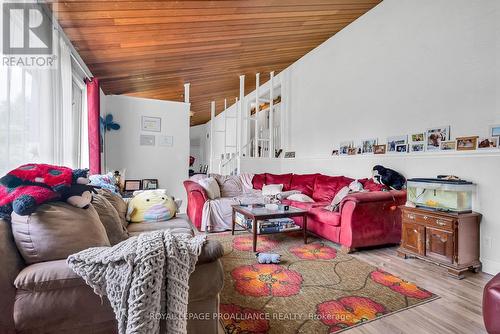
483, 273, 500, 334
184, 173, 406, 252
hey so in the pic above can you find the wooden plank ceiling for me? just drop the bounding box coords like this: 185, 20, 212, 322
51, 0, 381, 125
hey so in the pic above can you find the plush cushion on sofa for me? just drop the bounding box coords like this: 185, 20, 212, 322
266, 173, 293, 191
92, 194, 129, 245
11, 202, 110, 264
262, 184, 283, 196
14, 260, 82, 291
212, 174, 243, 197
98, 189, 128, 228
198, 177, 221, 199
308, 207, 342, 227
312, 175, 353, 202
286, 193, 315, 203
252, 173, 266, 190
290, 173, 319, 197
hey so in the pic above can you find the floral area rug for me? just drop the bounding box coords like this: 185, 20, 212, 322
209, 231, 438, 334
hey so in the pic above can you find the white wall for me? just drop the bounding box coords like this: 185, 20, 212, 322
103, 95, 190, 210
189, 124, 208, 171
239, 0, 500, 274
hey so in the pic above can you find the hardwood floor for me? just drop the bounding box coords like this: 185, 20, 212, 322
347, 246, 491, 334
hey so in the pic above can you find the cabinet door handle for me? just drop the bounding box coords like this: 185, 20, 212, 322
413, 229, 418, 234
408, 214, 416, 220
423, 215, 428, 220
436, 220, 447, 226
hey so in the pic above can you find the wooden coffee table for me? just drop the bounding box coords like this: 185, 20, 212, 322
231, 204, 308, 252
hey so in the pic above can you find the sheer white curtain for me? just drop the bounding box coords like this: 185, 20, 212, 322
0, 34, 84, 175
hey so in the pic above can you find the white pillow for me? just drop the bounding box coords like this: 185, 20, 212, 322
287, 193, 315, 203
261, 184, 283, 196
198, 177, 221, 199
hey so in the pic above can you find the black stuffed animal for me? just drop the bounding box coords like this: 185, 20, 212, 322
59, 184, 99, 209
372, 165, 406, 190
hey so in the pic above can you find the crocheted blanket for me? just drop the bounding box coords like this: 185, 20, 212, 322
67, 230, 206, 334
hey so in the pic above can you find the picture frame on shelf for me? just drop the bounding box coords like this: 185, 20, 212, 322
348, 147, 357, 155
395, 144, 409, 153
478, 137, 499, 149
373, 144, 386, 154
284, 151, 296, 158
456, 136, 478, 151
387, 135, 407, 153
440, 141, 456, 151
339, 141, 354, 155
141, 116, 162, 132
426, 126, 450, 151
361, 139, 377, 154
489, 125, 500, 137
124, 180, 142, 192
331, 149, 339, 156
411, 133, 425, 143
142, 179, 159, 190
410, 143, 425, 152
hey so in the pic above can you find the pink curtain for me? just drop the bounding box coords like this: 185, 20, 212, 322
86, 78, 101, 174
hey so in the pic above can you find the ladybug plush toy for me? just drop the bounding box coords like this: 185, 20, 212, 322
0, 164, 91, 218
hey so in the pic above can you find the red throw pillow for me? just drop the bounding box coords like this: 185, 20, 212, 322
265, 173, 293, 191
289, 174, 319, 197
312, 175, 352, 202
359, 178, 388, 192
252, 173, 266, 190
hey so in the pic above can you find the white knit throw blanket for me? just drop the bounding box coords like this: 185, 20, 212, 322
67, 230, 206, 334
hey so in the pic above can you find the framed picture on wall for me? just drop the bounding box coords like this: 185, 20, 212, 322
373, 144, 386, 154
387, 135, 407, 153
456, 136, 478, 151
142, 179, 159, 190
124, 180, 142, 192
426, 126, 450, 151
142, 116, 161, 132
490, 125, 500, 137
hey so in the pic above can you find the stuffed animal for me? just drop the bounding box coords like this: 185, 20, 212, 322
60, 184, 98, 209
89, 172, 118, 193
0, 164, 89, 217
256, 252, 281, 264
126, 189, 181, 223
372, 165, 406, 190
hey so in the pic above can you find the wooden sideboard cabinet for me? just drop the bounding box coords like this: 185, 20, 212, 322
397, 206, 482, 279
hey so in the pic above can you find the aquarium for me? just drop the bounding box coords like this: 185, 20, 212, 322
407, 178, 476, 213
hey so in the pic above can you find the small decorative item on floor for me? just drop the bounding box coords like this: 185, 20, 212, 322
456, 136, 478, 151
256, 252, 281, 264
372, 165, 406, 190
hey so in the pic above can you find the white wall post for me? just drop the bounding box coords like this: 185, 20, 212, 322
223, 98, 227, 159
269, 71, 275, 158
238, 75, 245, 158
254, 73, 260, 158
184, 83, 190, 103
209, 101, 215, 173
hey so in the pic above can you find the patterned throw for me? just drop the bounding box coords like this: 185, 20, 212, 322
68, 231, 206, 334
210, 232, 438, 334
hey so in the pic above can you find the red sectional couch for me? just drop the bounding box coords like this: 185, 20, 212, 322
184, 173, 406, 252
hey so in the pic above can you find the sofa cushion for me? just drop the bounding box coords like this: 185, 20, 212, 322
281, 199, 328, 211
92, 194, 129, 245
11, 202, 110, 265
312, 175, 353, 202
359, 178, 389, 192
14, 260, 82, 291
266, 173, 293, 190
290, 173, 319, 197
212, 174, 243, 197
286, 193, 314, 203
252, 173, 266, 190
98, 189, 129, 228
127, 215, 195, 236
309, 207, 342, 227
198, 177, 221, 199
262, 184, 283, 196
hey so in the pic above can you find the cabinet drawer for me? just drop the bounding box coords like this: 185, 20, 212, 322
404, 211, 454, 231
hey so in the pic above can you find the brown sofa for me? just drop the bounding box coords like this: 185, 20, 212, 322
0, 194, 224, 334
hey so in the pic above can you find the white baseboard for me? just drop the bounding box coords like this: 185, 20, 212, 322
481, 258, 500, 275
